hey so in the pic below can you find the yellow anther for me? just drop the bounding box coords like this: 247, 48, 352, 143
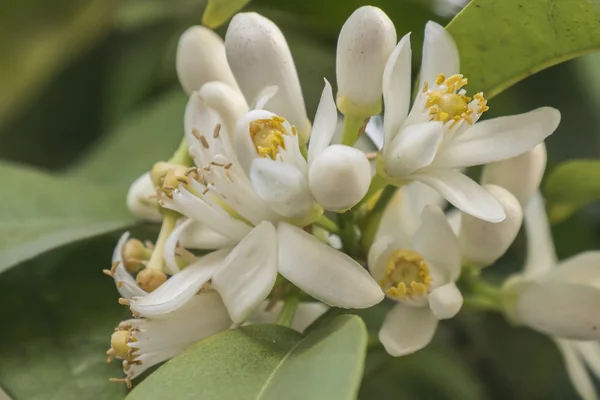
249, 117, 287, 159
422, 81, 429, 93
379, 250, 431, 300
136, 268, 167, 292
435, 74, 446, 85
110, 330, 136, 361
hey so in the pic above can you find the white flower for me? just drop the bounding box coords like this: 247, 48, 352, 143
126, 172, 161, 222
378, 21, 560, 222
503, 192, 600, 400
176, 26, 239, 94
368, 186, 462, 356
336, 6, 397, 117
107, 290, 231, 387
225, 12, 310, 142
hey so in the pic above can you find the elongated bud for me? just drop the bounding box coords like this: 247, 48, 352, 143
127, 173, 161, 222
225, 13, 310, 143
459, 185, 523, 267
309, 145, 371, 211
176, 26, 239, 94
481, 143, 547, 208
336, 6, 397, 118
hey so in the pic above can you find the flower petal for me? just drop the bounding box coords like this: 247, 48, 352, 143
307, 79, 338, 164
126, 172, 161, 222
379, 303, 438, 357
382, 32, 412, 146
178, 220, 238, 250
429, 282, 463, 320
419, 21, 459, 90
365, 115, 384, 150
414, 205, 461, 283
412, 168, 506, 222
543, 251, 600, 286
250, 158, 314, 219
434, 107, 560, 169
523, 191, 558, 277
212, 222, 279, 323
199, 81, 249, 138
277, 222, 384, 308
383, 122, 444, 177
131, 249, 229, 318
250, 301, 329, 332
554, 339, 598, 400
112, 232, 147, 299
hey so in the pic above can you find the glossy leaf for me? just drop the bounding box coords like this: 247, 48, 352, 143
0, 162, 134, 274
202, 0, 251, 28
447, 0, 600, 98
544, 160, 600, 223
127, 315, 368, 400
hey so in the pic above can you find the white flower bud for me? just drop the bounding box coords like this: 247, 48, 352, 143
225, 13, 310, 142
127, 172, 161, 222
176, 26, 239, 94
459, 184, 523, 267
336, 6, 397, 117
481, 143, 547, 208
308, 145, 371, 211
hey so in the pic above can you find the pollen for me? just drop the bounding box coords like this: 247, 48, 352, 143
422, 73, 488, 127
379, 250, 431, 300
249, 117, 287, 159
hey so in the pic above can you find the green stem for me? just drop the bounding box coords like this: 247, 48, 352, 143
314, 215, 340, 234
460, 267, 505, 313
169, 137, 193, 166
276, 289, 300, 328
146, 210, 179, 271
360, 185, 397, 252
340, 115, 366, 146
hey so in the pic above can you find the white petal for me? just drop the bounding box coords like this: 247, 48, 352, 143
164, 218, 190, 274
383, 122, 444, 177
234, 108, 277, 173
414, 205, 461, 283
365, 115, 384, 150
178, 220, 237, 250
176, 26, 239, 94
250, 158, 314, 219
434, 107, 560, 169
419, 21, 459, 90
225, 13, 310, 140
131, 249, 228, 318
112, 232, 147, 299
412, 168, 506, 222
459, 185, 523, 268
554, 339, 598, 400
574, 341, 600, 380
379, 303, 438, 357
336, 6, 397, 115
481, 143, 547, 207
307, 79, 338, 164
516, 281, 600, 340
309, 145, 371, 211
368, 235, 396, 283
126, 172, 160, 222
446, 208, 461, 235
523, 191, 558, 277
253, 85, 278, 109
251, 301, 329, 332
277, 222, 384, 308
199, 81, 249, 138
429, 282, 463, 320
543, 251, 600, 286
382, 32, 412, 146
212, 222, 279, 323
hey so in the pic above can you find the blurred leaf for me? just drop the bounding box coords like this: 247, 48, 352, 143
544, 160, 600, 223
115, 0, 205, 31
0, 0, 118, 127
447, 0, 600, 98
359, 345, 488, 400
0, 162, 134, 274
0, 236, 128, 400
202, 0, 251, 28
127, 315, 367, 400
70, 89, 187, 186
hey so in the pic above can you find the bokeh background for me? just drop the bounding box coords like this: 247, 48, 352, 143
1, 0, 599, 399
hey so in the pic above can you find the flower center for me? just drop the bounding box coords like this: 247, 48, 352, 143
380, 250, 431, 300
423, 73, 489, 127
249, 116, 288, 159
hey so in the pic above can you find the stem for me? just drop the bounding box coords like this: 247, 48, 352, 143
360, 185, 397, 252
276, 289, 300, 327
460, 267, 505, 313
169, 137, 193, 166
145, 210, 179, 271
340, 115, 367, 146
314, 215, 340, 234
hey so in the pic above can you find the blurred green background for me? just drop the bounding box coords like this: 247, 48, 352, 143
1, 0, 599, 399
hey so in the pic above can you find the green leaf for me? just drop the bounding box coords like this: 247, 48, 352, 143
447, 0, 600, 98
202, 0, 251, 28
0, 236, 129, 400
543, 160, 600, 223
127, 315, 368, 400
69, 89, 187, 186
0, 161, 134, 274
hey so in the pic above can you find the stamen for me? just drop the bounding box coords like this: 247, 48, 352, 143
379, 249, 431, 300
213, 124, 221, 138
249, 117, 287, 159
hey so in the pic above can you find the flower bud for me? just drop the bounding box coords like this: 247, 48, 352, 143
309, 145, 371, 211
127, 172, 161, 222
136, 268, 167, 293
176, 26, 239, 94
481, 143, 547, 208
336, 6, 397, 118
459, 184, 523, 267
225, 13, 310, 142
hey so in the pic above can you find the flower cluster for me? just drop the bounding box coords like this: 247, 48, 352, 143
102, 6, 597, 399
